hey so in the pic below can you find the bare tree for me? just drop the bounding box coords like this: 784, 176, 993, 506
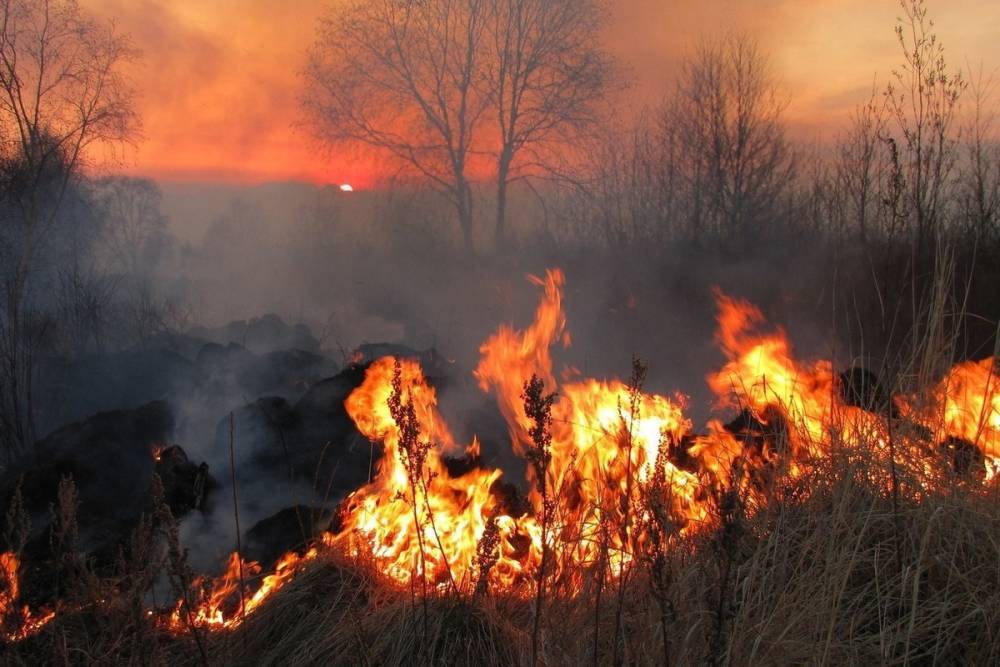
486, 0, 613, 246
666, 34, 796, 243
884, 0, 966, 255
305, 0, 616, 251
959, 66, 1000, 243
0, 0, 136, 458
561, 37, 794, 249
305, 0, 490, 252
834, 84, 891, 244
93, 177, 168, 283
574, 115, 678, 247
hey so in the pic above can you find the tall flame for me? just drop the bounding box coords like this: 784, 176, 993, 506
8, 268, 1000, 642
475, 269, 567, 458
337, 357, 511, 589
692, 293, 889, 488
329, 275, 1000, 596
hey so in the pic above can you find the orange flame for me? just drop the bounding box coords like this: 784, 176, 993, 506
475, 269, 567, 460
336, 356, 511, 589
902, 357, 1000, 479
328, 274, 1000, 598
1, 552, 55, 642
707, 292, 866, 457
163, 543, 332, 632
11, 268, 998, 642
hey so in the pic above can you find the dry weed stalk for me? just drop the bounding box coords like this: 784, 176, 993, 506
151, 474, 209, 665
523, 373, 556, 667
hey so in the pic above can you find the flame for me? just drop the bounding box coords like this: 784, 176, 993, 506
328, 275, 1000, 595
931, 359, 1000, 458
341, 272, 705, 587
902, 357, 1000, 478
162, 543, 334, 632
540, 378, 704, 574
1, 552, 55, 642
475, 269, 567, 460
336, 356, 511, 589
9, 268, 1000, 642
466, 436, 481, 458
696, 293, 884, 465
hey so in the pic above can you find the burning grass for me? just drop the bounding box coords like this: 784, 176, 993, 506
4, 268, 1000, 664
9, 469, 997, 665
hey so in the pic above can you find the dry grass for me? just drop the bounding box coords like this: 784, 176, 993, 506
10, 443, 997, 666
180, 460, 998, 666
172, 555, 522, 666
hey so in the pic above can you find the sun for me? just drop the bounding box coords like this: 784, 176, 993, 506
339, 183, 354, 192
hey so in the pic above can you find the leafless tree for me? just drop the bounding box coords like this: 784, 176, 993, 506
834, 84, 891, 244
93, 177, 168, 282
305, 0, 490, 252
884, 0, 966, 255
958, 66, 1000, 243
305, 0, 615, 251
486, 0, 613, 246
574, 115, 678, 247
0, 0, 137, 458
666, 34, 796, 243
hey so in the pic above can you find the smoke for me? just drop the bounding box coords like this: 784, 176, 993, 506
153, 180, 845, 451
21, 178, 858, 570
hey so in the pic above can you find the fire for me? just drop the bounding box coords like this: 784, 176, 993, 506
691, 292, 890, 487
168, 269, 1000, 630
336, 356, 510, 589
8, 268, 1000, 643
163, 542, 335, 632
333, 274, 1000, 595
475, 269, 568, 460
1, 552, 55, 642
903, 357, 1000, 478
936, 359, 1000, 462
538, 378, 706, 574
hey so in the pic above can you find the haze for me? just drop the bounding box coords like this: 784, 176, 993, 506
85, 0, 1000, 186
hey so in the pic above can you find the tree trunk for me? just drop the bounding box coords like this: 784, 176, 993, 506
495, 150, 512, 249
456, 180, 475, 254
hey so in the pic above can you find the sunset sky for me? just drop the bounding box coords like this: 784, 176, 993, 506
84, 0, 1000, 186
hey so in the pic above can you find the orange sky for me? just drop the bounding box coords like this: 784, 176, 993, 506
84, 0, 1000, 186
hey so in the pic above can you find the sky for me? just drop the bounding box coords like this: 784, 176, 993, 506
83, 0, 1000, 187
